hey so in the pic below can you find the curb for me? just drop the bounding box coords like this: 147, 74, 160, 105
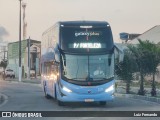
0, 93, 8, 107
115, 93, 160, 104
4, 79, 41, 84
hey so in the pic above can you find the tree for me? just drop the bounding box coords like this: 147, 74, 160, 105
115, 50, 136, 94
128, 39, 160, 96
138, 40, 160, 96
127, 43, 149, 95
0, 59, 7, 80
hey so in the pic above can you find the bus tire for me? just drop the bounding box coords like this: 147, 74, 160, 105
99, 101, 106, 105
44, 86, 51, 99
54, 87, 57, 100
58, 100, 65, 106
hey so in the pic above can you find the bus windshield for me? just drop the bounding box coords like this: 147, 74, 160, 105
61, 54, 114, 81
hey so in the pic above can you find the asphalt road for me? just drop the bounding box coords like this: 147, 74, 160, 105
0, 79, 160, 120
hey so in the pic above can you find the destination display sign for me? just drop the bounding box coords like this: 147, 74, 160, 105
60, 26, 113, 53
69, 43, 106, 49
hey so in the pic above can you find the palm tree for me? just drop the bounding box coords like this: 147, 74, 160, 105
115, 50, 136, 94
127, 43, 148, 95
138, 40, 160, 96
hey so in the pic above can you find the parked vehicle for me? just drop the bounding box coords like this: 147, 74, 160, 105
30, 69, 35, 77
5, 69, 15, 78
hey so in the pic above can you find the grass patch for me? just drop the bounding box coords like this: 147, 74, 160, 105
117, 80, 160, 88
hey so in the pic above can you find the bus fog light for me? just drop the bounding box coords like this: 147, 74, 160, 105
105, 85, 114, 92
62, 86, 72, 93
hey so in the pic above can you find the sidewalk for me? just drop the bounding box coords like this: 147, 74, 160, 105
117, 85, 160, 95
2, 76, 41, 84
0, 93, 8, 107
0, 94, 3, 105
116, 86, 160, 104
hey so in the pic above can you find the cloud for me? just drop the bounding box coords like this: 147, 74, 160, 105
0, 26, 9, 41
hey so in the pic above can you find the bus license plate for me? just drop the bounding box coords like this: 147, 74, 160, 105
85, 99, 94, 102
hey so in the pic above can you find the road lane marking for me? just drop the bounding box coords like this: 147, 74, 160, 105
0, 93, 8, 107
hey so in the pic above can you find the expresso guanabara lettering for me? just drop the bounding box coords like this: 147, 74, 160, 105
75, 31, 100, 37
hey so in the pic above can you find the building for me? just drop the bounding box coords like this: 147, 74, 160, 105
7, 39, 41, 78
129, 25, 160, 44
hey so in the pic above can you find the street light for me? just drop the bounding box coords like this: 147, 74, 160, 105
19, 0, 22, 82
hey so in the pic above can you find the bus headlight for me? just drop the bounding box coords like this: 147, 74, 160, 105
105, 84, 114, 92
62, 86, 72, 93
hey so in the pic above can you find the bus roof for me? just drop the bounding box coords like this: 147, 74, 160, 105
42, 21, 110, 35
58, 21, 110, 27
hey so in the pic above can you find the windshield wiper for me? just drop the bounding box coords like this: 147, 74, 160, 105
93, 77, 114, 81
68, 78, 86, 80
68, 77, 94, 81
93, 78, 106, 80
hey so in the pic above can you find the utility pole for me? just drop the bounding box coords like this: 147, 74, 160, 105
3, 46, 6, 61
27, 37, 30, 79
19, 0, 22, 82
22, 2, 27, 40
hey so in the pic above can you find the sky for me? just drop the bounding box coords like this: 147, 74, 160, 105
0, 0, 160, 43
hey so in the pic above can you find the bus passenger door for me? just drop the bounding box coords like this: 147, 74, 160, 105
51, 62, 59, 98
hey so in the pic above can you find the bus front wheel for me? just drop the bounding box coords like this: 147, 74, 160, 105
44, 86, 51, 99
58, 100, 65, 106
99, 101, 106, 105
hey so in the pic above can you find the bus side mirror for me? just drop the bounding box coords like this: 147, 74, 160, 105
64, 57, 66, 66
55, 51, 60, 63
108, 58, 111, 66
114, 45, 124, 63
54, 44, 60, 63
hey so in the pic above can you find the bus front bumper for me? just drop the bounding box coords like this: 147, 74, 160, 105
57, 89, 114, 102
